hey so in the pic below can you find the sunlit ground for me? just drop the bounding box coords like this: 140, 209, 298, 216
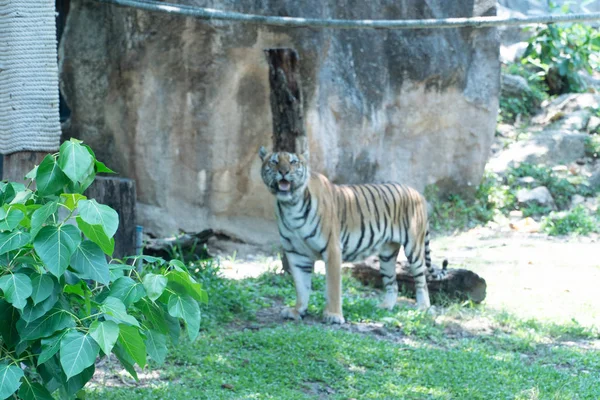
435, 228, 600, 327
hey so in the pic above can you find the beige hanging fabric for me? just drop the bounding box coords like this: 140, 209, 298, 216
0, 0, 62, 155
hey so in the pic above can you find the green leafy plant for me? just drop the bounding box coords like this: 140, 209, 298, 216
0, 139, 207, 399
506, 163, 593, 211
541, 205, 599, 235
499, 63, 548, 123
523, 21, 600, 94
585, 135, 600, 158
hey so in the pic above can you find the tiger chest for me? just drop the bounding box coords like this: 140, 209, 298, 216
276, 214, 329, 260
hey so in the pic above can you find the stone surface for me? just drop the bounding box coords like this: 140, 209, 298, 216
488, 131, 588, 173
517, 186, 556, 209
59, 0, 500, 244
501, 73, 532, 98
590, 167, 600, 192
587, 116, 600, 134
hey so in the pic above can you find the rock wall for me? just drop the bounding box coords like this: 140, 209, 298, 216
59, 0, 500, 245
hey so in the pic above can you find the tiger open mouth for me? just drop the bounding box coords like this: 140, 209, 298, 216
277, 179, 291, 192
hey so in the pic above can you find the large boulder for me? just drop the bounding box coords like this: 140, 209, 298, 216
59, 0, 500, 244
488, 131, 588, 173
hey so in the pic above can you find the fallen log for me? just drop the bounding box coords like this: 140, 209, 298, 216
349, 257, 487, 304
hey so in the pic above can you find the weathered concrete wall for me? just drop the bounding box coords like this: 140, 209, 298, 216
59, 0, 499, 244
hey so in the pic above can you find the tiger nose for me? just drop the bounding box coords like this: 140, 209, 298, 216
279, 165, 290, 175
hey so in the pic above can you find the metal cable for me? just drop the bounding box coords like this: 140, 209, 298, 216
94, 0, 600, 29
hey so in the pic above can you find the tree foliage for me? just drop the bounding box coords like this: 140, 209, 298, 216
0, 139, 207, 399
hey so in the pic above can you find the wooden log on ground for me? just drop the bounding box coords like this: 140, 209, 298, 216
350, 257, 487, 303
264, 48, 308, 274
2, 151, 47, 183
85, 176, 136, 259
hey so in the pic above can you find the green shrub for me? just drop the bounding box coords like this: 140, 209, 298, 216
541, 205, 599, 235
499, 63, 548, 123
0, 139, 207, 399
523, 21, 600, 94
585, 135, 600, 158
506, 163, 592, 210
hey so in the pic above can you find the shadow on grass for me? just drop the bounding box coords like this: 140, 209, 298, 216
87, 322, 599, 400
86, 269, 599, 400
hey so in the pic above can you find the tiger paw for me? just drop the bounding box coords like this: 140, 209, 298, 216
323, 310, 345, 324
377, 299, 397, 311
281, 307, 303, 321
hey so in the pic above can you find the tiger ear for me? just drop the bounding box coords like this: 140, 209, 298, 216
300, 148, 310, 162
259, 146, 268, 162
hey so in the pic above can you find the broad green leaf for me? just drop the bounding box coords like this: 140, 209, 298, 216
38, 330, 69, 366
0, 183, 16, 205
166, 270, 207, 303
0, 230, 30, 255
0, 273, 32, 310
21, 291, 59, 323
0, 300, 19, 348
139, 299, 169, 335
26, 165, 38, 180
33, 225, 81, 277
95, 160, 115, 174
36, 155, 69, 196
30, 201, 58, 240
124, 255, 166, 265
112, 343, 138, 381
15, 339, 28, 357
142, 274, 167, 302
70, 240, 110, 285
117, 324, 146, 368
78, 199, 119, 238
18, 378, 54, 400
108, 276, 146, 307
60, 193, 86, 211
164, 309, 181, 345
58, 139, 94, 184
61, 365, 95, 399
144, 329, 167, 365
0, 207, 24, 231
18, 308, 75, 341
60, 330, 100, 379
36, 356, 63, 394
167, 293, 200, 341
100, 297, 139, 327
0, 362, 24, 399
89, 320, 119, 355
169, 259, 188, 272
9, 189, 32, 205
76, 216, 114, 256
30, 273, 55, 305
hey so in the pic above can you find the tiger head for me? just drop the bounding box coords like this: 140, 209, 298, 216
259, 146, 309, 202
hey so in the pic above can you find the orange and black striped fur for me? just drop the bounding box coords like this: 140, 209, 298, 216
259, 147, 445, 324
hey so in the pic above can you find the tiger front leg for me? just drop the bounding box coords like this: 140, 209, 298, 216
323, 246, 345, 324
281, 253, 313, 321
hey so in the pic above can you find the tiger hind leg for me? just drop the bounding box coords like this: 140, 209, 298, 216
378, 243, 401, 310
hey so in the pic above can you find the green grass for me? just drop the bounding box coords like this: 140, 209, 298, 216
86, 262, 600, 400
88, 323, 600, 400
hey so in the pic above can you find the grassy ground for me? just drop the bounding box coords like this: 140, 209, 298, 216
86, 239, 600, 400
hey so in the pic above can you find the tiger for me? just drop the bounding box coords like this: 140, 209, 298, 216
258, 147, 446, 324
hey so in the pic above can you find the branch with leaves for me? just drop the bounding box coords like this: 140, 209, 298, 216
0, 139, 207, 400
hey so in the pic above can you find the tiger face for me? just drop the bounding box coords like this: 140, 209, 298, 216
259, 146, 309, 202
